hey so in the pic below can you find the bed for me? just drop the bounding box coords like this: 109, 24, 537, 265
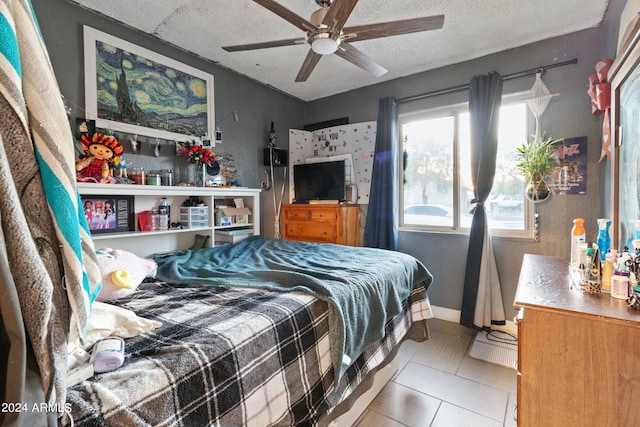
62, 237, 433, 426
1, 4, 431, 425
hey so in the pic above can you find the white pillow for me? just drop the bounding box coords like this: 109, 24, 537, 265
67, 301, 161, 369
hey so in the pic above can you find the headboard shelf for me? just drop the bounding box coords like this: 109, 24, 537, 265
77, 183, 261, 257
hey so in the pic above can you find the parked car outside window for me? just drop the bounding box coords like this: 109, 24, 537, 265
403, 204, 453, 226
489, 195, 524, 212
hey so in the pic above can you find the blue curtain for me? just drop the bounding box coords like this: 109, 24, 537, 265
364, 97, 399, 250
460, 72, 507, 330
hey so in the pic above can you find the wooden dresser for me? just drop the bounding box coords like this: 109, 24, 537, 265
282, 204, 360, 246
513, 254, 640, 427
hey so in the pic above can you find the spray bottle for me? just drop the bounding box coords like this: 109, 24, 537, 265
632, 240, 640, 290
597, 218, 611, 263
571, 218, 586, 267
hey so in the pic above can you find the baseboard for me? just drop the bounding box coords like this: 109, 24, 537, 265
430, 305, 517, 336
430, 305, 461, 323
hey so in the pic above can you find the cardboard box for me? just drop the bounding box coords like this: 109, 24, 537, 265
215, 207, 251, 226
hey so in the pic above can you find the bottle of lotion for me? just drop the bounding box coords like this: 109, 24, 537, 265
571, 218, 586, 267
602, 249, 616, 292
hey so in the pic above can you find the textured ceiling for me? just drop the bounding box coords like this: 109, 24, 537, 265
68, 0, 609, 101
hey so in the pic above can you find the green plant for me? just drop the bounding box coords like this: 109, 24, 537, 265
514, 131, 564, 183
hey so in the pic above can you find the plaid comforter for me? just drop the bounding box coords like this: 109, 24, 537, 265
64, 280, 431, 426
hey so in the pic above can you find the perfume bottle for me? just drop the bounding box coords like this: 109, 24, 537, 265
597, 218, 611, 262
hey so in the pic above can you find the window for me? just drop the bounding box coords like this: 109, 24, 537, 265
400, 101, 529, 235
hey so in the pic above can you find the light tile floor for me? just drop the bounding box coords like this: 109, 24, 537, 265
355, 319, 518, 427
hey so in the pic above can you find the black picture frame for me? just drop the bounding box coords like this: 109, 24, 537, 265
75, 118, 96, 140
81, 195, 134, 234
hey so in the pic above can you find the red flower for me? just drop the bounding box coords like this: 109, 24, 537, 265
179, 143, 217, 166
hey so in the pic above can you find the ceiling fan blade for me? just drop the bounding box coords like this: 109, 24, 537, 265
253, 0, 316, 32
295, 49, 322, 82
322, 0, 359, 31
223, 38, 306, 52
334, 43, 387, 77
343, 15, 444, 43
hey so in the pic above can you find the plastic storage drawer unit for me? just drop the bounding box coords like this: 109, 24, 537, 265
179, 206, 209, 228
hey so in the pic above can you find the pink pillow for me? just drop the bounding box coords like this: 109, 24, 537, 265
95, 248, 157, 302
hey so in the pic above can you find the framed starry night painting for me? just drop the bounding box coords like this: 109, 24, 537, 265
83, 26, 214, 142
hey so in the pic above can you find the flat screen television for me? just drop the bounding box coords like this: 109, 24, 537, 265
294, 160, 346, 202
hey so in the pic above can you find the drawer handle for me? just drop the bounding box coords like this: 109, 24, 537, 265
513, 360, 521, 376
512, 405, 517, 421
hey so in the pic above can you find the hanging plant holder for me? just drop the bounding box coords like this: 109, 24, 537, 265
515, 71, 562, 203
525, 179, 551, 203
515, 131, 563, 203
523, 71, 560, 140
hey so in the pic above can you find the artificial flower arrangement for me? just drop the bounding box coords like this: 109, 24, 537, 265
178, 143, 217, 166
178, 142, 217, 186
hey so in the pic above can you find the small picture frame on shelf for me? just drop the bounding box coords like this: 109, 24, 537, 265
75, 118, 95, 140
81, 195, 134, 234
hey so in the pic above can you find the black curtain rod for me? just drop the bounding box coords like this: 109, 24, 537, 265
396, 58, 578, 104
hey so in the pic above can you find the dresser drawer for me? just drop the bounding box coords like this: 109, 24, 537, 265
284, 207, 337, 222
284, 221, 337, 243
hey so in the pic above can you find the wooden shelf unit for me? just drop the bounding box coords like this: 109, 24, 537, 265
78, 183, 260, 257
513, 254, 640, 427
282, 203, 360, 246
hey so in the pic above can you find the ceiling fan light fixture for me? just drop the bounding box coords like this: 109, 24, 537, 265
310, 32, 340, 54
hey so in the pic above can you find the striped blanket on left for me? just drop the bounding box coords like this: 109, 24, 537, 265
0, 0, 101, 412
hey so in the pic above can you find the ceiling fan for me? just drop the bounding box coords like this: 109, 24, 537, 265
222, 0, 444, 82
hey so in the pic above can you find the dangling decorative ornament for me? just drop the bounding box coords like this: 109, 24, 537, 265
587, 58, 613, 164
523, 70, 560, 143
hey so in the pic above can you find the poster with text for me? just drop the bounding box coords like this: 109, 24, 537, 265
549, 136, 587, 195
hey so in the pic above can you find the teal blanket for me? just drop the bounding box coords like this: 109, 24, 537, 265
154, 236, 432, 382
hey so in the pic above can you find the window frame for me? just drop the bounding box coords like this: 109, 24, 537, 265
398, 95, 534, 239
